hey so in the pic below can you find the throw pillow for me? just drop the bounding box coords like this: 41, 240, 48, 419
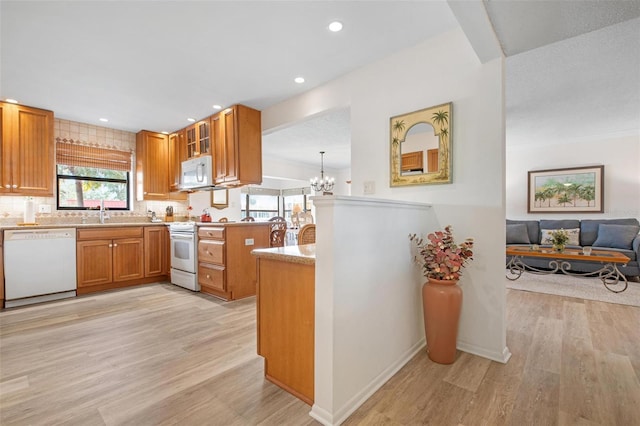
540, 228, 580, 246
506, 224, 530, 244
592, 224, 640, 249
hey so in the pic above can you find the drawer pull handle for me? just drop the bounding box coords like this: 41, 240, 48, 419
206, 274, 211, 279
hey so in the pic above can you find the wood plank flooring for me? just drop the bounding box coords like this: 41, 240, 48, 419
1, 283, 639, 425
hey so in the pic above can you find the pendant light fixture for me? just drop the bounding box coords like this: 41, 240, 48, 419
310, 151, 335, 194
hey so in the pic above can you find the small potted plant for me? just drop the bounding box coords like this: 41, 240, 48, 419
409, 225, 474, 364
547, 229, 569, 253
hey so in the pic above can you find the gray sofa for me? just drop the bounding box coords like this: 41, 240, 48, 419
506, 218, 640, 277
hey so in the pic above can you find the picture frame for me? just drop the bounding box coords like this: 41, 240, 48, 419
211, 188, 228, 209
390, 102, 452, 187
527, 165, 604, 213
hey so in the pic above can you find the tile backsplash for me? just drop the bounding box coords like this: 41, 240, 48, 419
0, 119, 189, 225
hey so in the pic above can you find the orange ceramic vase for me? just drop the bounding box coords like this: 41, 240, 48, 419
422, 278, 462, 364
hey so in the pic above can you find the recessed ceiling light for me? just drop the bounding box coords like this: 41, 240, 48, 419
294, 77, 305, 84
328, 21, 343, 32
99, 118, 109, 122
213, 104, 222, 110
161, 131, 169, 135
187, 118, 196, 122
5, 98, 18, 104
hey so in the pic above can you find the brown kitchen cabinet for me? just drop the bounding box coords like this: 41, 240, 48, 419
136, 130, 170, 200
197, 223, 270, 300
77, 227, 148, 294
1, 233, 4, 308
0, 101, 54, 196
214, 104, 262, 187
185, 119, 211, 158
144, 225, 169, 277
168, 130, 187, 200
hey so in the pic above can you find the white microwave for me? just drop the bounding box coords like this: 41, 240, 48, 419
181, 156, 214, 190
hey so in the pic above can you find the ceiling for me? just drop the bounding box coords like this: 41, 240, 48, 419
2, 1, 639, 171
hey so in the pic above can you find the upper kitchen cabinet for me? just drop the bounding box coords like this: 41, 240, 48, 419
214, 104, 262, 187
185, 119, 211, 158
136, 130, 170, 200
168, 130, 188, 200
0, 101, 54, 196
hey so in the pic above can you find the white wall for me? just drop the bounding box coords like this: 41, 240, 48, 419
506, 135, 640, 220
312, 196, 432, 426
264, 27, 507, 425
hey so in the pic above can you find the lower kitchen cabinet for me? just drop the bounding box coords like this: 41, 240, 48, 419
144, 226, 169, 277
76, 225, 168, 295
1, 235, 4, 307
197, 223, 270, 300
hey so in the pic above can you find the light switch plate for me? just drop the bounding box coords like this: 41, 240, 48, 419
245, 238, 254, 246
38, 204, 52, 213
363, 181, 375, 195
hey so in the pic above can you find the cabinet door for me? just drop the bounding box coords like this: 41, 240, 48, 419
113, 238, 144, 282
0, 239, 4, 304
0, 102, 9, 195
211, 113, 225, 183
168, 130, 185, 192
186, 124, 197, 158
77, 240, 113, 287
198, 263, 225, 292
198, 240, 225, 265
0, 103, 54, 196
222, 107, 238, 182
137, 131, 169, 200
144, 226, 168, 277
197, 120, 210, 155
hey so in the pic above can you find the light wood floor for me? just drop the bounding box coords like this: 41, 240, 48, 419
1, 284, 639, 425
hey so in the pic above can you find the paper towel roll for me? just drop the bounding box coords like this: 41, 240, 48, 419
24, 197, 35, 223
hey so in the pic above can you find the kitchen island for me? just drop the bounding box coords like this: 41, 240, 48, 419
252, 244, 315, 405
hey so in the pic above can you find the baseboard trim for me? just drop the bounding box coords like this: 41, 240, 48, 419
457, 341, 511, 364
310, 338, 426, 426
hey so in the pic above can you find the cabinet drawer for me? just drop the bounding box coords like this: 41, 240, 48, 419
198, 263, 225, 292
198, 240, 225, 264
78, 227, 143, 241
198, 227, 225, 240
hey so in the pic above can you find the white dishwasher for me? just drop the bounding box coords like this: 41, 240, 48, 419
4, 228, 77, 308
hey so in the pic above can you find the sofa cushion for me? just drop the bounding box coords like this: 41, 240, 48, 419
506, 224, 531, 244
540, 228, 580, 246
539, 219, 581, 231
592, 224, 640, 250
506, 220, 540, 244
580, 218, 640, 246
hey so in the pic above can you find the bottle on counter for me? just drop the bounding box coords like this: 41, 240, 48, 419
24, 197, 36, 224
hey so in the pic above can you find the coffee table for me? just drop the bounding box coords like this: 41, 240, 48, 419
506, 246, 630, 293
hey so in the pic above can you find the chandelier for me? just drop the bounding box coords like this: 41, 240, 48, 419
310, 151, 335, 193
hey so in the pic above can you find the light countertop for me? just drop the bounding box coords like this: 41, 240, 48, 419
252, 244, 315, 265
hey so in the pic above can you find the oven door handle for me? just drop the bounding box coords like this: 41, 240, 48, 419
170, 234, 194, 241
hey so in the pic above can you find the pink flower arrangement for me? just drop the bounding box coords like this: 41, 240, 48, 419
409, 225, 474, 280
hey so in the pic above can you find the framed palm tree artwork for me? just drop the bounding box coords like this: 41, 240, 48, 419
390, 102, 452, 186
528, 165, 604, 213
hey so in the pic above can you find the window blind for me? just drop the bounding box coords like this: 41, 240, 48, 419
56, 139, 132, 171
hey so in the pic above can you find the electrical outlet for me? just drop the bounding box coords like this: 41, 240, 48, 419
363, 181, 375, 195
245, 238, 254, 246
38, 204, 52, 213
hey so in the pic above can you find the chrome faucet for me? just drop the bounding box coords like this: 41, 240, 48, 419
99, 199, 110, 224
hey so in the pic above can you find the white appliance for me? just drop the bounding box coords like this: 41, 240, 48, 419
169, 222, 199, 291
4, 228, 77, 308
180, 156, 214, 190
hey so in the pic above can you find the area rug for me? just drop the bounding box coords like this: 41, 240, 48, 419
505, 272, 640, 307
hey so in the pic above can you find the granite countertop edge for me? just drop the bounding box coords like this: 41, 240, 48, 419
252, 244, 316, 265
